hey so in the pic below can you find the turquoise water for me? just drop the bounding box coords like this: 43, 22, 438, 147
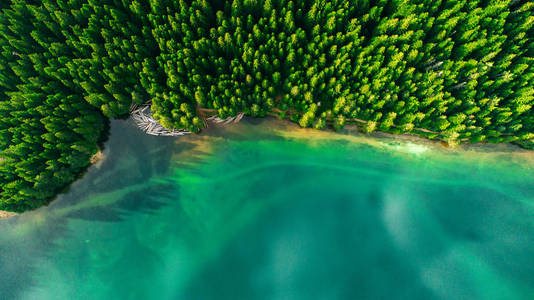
1, 119, 534, 300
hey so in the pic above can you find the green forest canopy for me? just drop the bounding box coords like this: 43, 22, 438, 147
0, 0, 533, 212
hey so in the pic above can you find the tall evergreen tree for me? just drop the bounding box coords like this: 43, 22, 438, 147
0, 0, 533, 211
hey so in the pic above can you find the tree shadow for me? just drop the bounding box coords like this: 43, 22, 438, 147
0, 119, 188, 298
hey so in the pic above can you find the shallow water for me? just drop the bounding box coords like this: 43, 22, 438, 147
1, 118, 534, 300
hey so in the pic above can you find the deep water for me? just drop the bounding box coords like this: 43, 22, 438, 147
1, 118, 534, 300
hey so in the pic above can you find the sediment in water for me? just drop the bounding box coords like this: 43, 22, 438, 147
0, 210, 17, 219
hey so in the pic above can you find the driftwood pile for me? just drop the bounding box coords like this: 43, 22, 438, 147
206, 112, 244, 125
131, 104, 245, 136
130, 105, 190, 136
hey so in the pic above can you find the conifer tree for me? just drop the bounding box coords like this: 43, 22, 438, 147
0, 0, 533, 211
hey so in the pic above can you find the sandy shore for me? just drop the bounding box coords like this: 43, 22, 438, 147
0, 210, 17, 219
90, 149, 104, 164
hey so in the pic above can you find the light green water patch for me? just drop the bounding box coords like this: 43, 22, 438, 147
1, 118, 534, 300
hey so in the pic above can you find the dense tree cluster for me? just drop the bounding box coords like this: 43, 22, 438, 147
0, 2, 107, 211
145, 0, 534, 143
0, 0, 533, 211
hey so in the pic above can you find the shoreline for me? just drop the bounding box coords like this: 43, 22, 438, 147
0, 210, 18, 219
90, 149, 105, 165
196, 107, 533, 151
3, 116, 532, 216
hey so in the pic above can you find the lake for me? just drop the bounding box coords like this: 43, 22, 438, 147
1, 118, 534, 300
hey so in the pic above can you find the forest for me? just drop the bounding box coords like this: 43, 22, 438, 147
0, 0, 533, 212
